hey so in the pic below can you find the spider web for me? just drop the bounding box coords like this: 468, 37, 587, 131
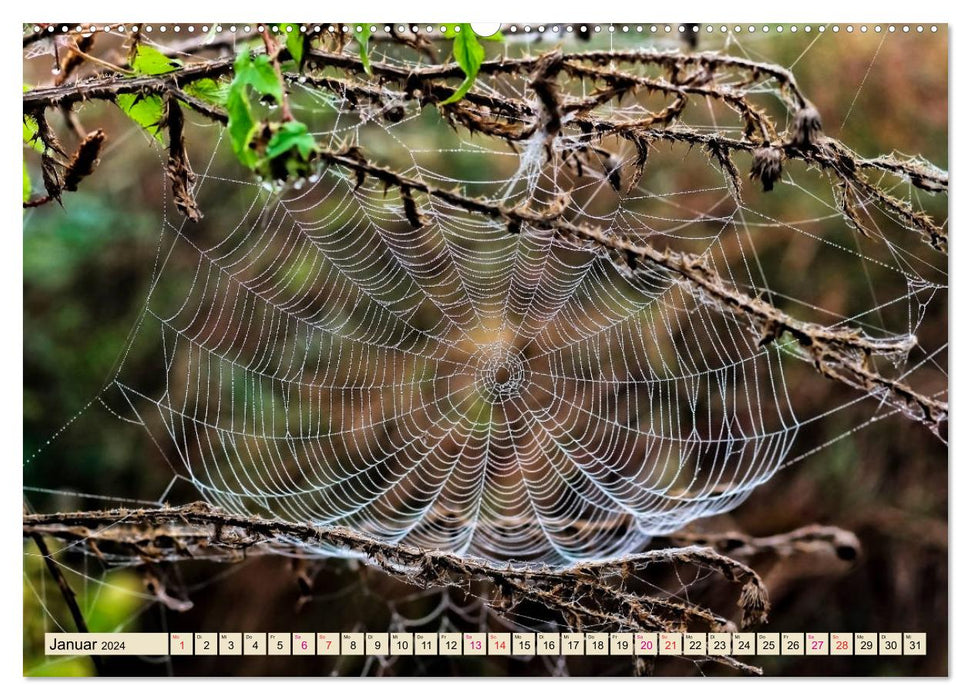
23, 24, 948, 676
125, 75, 797, 564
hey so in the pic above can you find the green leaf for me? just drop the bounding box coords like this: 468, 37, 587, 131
226, 87, 258, 169
441, 25, 485, 105
285, 28, 305, 67
116, 48, 170, 140
441, 75, 477, 105
23, 85, 44, 153
183, 78, 229, 106
232, 52, 282, 102
117, 93, 165, 141
355, 24, 372, 75
226, 51, 288, 170
453, 25, 485, 79
225, 50, 317, 178
23, 160, 31, 203
264, 121, 316, 161
130, 44, 181, 75
23, 115, 43, 153
116, 46, 178, 140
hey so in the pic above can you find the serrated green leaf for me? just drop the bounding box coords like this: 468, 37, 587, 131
23, 115, 43, 153
22, 85, 45, 153
453, 25, 485, 78
23, 160, 31, 203
117, 93, 165, 142
184, 78, 229, 106
130, 44, 181, 75
355, 24, 372, 75
286, 29, 305, 67
226, 51, 288, 170
233, 52, 283, 102
226, 87, 258, 169
265, 121, 316, 160
441, 25, 485, 105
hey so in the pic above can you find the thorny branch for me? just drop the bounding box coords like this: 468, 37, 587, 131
22, 34, 947, 432
24, 506, 864, 674
25, 504, 839, 674
162, 95, 201, 221
667, 525, 862, 563
21, 44, 950, 186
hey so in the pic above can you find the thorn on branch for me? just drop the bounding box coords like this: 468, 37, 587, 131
707, 142, 742, 202
757, 319, 784, 347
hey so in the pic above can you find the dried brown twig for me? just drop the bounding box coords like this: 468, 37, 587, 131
25, 503, 772, 673
24, 506, 869, 674
162, 95, 201, 221
23, 123, 104, 208
22, 45, 948, 242
666, 524, 862, 563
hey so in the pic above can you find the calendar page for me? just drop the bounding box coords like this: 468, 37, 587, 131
21, 17, 948, 680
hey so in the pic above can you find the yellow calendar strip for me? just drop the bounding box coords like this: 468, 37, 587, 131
44, 632, 927, 657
